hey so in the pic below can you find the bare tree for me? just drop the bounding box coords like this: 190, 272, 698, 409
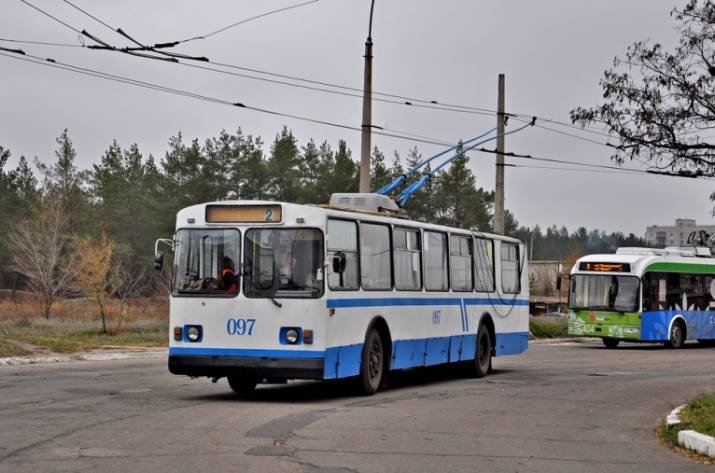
8, 198, 75, 319
571, 0, 715, 176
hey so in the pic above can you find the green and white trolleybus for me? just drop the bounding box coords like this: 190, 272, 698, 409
568, 246, 715, 348
156, 193, 529, 395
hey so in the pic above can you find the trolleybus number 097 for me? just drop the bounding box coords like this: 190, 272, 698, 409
226, 318, 256, 336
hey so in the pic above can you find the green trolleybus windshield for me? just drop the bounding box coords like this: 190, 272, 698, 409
569, 274, 640, 312
243, 228, 324, 298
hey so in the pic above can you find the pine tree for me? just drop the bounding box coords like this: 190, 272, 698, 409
267, 127, 302, 202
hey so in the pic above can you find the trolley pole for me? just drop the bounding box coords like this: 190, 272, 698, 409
494, 73, 506, 234
359, 0, 376, 193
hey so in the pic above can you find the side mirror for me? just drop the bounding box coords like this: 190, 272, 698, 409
154, 251, 164, 271
332, 252, 347, 274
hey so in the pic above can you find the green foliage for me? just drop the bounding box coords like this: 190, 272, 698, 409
0, 126, 648, 297
512, 224, 651, 261
529, 316, 568, 338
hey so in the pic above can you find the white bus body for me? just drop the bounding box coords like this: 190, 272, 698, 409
164, 200, 529, 393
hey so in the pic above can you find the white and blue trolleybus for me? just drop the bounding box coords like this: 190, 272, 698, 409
156, 193, 529, 395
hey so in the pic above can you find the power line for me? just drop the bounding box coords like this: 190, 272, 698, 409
512, 116, 613, 148
13, 1, 613, 137
3, 49, 707, 184
0, 37, 83, 48
0, 50, 456, 149
179, 0, 321, 43
471, 146, 715, 180
61, 0, 115, 35
18, 0, 82, 34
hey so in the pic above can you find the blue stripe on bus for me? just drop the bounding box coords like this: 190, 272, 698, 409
168, 347, 325, 359
171, 332, 529, 380
326, 297, 529, 309
323, 331, 529, 379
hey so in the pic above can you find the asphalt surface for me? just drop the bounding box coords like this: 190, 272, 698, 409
1, 341, 714, 473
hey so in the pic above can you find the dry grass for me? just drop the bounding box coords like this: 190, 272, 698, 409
0, 293, 169, 356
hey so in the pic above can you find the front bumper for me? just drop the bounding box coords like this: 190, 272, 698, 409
168, 354, 325, 380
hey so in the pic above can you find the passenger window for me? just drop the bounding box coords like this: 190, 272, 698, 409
327, 219, 359, 290
424, 231, 448, 291
500, 242, 520, 294
394, 227, 422, 290
474, 237, 495, 292
450, 235, 473, 291
359, 223, 392, 290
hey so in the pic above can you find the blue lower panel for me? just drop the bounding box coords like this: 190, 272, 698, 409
460, 334, 477, 361
392, 339, 427, 369
495, 332, 529, 356
323, 344, 362, 379
425, 337, 451, 366
641, 310, 715, 341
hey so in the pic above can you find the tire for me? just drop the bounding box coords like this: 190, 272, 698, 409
474, 323, 492, 378
665, 320, 686, 349
227, 376, 257, 396
602, 337, 620, 348
358, 328, 385, 395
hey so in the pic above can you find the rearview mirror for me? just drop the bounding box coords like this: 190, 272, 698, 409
154, 251, 164, 271
332, 252, 347, 274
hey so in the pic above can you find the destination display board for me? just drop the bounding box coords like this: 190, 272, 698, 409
206, 205, 282, 223
578, 262, 631, 272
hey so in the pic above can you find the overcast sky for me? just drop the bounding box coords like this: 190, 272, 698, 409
1, 0, 710, 235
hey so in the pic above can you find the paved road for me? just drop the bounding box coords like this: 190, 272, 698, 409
1, 342, 714, 473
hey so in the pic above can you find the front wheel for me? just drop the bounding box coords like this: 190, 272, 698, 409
602, 337, 620, 348
359, 328, 385, 395
665, 320, 686, 349
227, 376, 257, 397
474, 323, 492, 378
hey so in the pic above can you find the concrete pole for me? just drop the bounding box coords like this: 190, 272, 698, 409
359, 0, 376, 194
494, 73, 506, 234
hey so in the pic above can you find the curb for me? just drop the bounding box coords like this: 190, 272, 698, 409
0, 348, 167, 367
667, 404, 715, 458
529, 337, 598, 345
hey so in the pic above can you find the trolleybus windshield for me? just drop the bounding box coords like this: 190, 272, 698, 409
569, 274, 639, 312
173, 229, 241, 296
243, 228, 324, 298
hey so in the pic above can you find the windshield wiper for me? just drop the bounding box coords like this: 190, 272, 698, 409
268, 295, 282, 308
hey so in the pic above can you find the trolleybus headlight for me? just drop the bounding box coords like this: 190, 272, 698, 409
285, 328, 299, 344
186, 325, 202, 342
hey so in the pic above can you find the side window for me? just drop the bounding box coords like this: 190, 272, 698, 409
474, 237, 495, 292
327, 219, 359, 290
424, 231, 448, 291
500, 242, 520, 294
394, 227, 422, 290
359, 223, 392, 290
450, 235, 473, 291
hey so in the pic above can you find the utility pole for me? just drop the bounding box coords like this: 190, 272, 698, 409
494, 73, 506, 234
359, 0, 376, 193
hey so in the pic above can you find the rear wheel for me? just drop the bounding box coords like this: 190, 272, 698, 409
602, 337, 620, 348
665, 320, 686, 349
359, 328, 385, 395
474, 323, 492, 378
227, 376, 257, 396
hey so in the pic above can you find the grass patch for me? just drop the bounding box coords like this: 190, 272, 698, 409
8, 326, 167, 353
0, 296, 168, 354
529, 316, 569, 338
0, 339, 32, 357
675, 394, 715, 438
